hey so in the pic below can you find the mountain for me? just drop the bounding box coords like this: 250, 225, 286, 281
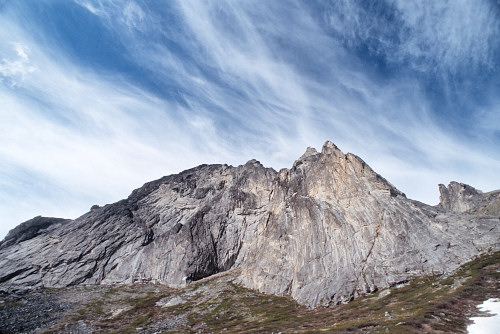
1, 141, 499, 308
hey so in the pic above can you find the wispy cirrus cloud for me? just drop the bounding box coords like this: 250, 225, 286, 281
0, 42, 36, 87
323, 0, 500, 73
392, 0, 500, 72
0, 14, 238, 237
169, 0, 500, 192
0, 0, 499, 238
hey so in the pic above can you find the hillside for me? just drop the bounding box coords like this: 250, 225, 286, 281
1, 250, 499, 333
0, 141, 499, 310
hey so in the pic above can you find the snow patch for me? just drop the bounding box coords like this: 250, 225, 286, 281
468, 298, 500, 334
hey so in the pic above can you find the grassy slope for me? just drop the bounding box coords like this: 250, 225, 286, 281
26, 250, 498, 333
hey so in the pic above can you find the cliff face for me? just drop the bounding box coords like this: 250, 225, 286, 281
439, 181, 500, 215
237, 142, 499, 306
1, 141, 499, 308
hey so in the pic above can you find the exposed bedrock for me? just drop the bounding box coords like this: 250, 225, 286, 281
1, 141, 498, 308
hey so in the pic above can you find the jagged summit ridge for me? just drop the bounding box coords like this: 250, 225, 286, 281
0, 141, 499, 308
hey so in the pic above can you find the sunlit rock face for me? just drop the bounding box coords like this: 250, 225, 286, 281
237, 142, 499, 306
439, 181, 500, 215
1, 141, 499, 308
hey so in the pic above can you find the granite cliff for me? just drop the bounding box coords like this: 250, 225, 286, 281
1, 141, 499, 308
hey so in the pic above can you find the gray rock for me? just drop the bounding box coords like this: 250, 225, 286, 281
156, 296, 186, 308
439, 181, 500, 215
0, 216, 70, 249
0, 141, 499, 308
439, 182, 481, 213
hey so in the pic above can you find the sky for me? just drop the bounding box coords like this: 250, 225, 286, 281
1, 0, 500, 239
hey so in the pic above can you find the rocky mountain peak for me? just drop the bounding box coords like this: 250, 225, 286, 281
298, 146, 319, 160
0, 142, 498, 308
0, 216, 70, 249
292, 146, 320, 169
321, 140, 343, 157
244, 159, 263, 167
439, 181, 482, 213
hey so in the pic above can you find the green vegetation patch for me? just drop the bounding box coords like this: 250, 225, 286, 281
9, 251, 500, 333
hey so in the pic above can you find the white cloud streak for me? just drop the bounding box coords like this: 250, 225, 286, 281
0, 15, 243, 238
391, 0, 500, 71
0, 43, 36, 87
0, 0, 499, 238
170, 0, 500, 196
325, 0, 500, 72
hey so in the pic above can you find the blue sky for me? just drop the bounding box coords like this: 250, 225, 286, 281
1, 0, 499, 238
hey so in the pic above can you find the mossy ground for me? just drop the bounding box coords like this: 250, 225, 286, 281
4, 251, 499, 333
